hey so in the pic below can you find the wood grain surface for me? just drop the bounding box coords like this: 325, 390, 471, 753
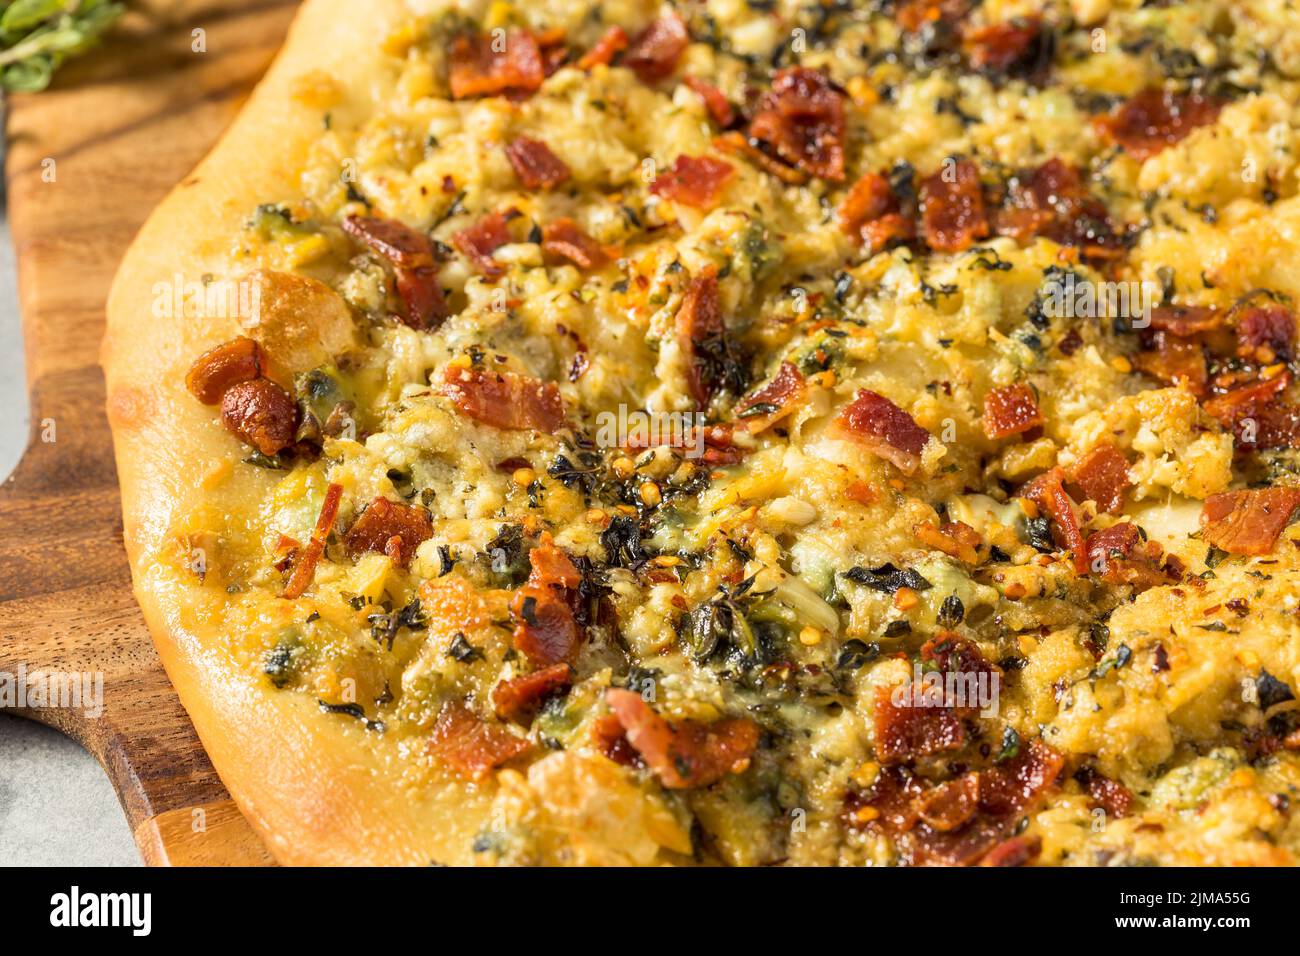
0, 0, 300, 866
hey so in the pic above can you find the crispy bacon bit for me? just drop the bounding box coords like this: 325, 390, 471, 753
504, 136, 571, 190
1096, 88, 1223, 162
1236, 304, 1295, 363
448, 30, 545, 100
748, 67, 846, 181
541, 218, 607, 269
874, 685, 966, 765
736, 362, 806, 432
1076, 766, 1135, 818
650, 154, 735, 209
590, 713, 641, 766
1070, 443, 1131, 514
220, 379, 298, 457
982, 383, 1044, 440
684, 76, 735, 127
712, 131, 810, 185
833, 389, 933, 475
493, 663, 573, 724
1022, 468, 1087, 573
979, 835, 1042, 867
896, 0, 971, 33
430, 703, 530, 780
1084, 522, 1169, 590
576, 25, 628, 70
443, 365, 565, 432
342, 214, 447, 329
1203, 373, 1300, 451
511, 536, 583, 666
282, 483, 343, 600
838, 170, 915, 251
1132, 333, 1208, 396
1150, 304, 1222, 337
675, 270, 727, 409
915, 774, 980, 831
343, 497, 433, 568
623, 12, 689, 84
1201, 487, 1300, 556
604, 688, 760, 789
451, 210, 513, 278
993, 158, 1121, 261
920, 159, 989, 252
535, 26, 569, 76
186, 337, 267, 405
916, 520, 982, 564
962, 16, 1046, 75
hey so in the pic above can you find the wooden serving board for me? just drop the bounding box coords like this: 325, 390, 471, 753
0, 0, 301, 866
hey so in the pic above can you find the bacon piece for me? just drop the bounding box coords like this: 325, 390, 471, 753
590, 713, 641, 766
452, 210, 513, 278
915, 774, 980, 831
916, 520, 982, 564
1236, 304, 1295, 363
1096, 88, 1223, 162
838, 170, 915, 251
541, 218, 607, 269
448, 30, 545, 100
343, 497, 433, 568
736, 361, 805, 432
978, 740, 1065, 818
430, 703, 530, 780
895, 0, 971, 32
623, 12, 689, 84
1133, 333, 1208, 396
504, 136, 571, 190
1201, 487, 1300, 556
978, 834, 1042, 867
684, 76, 735, 127
186, 337, 267, 404
748, 67, 847, 181
1022, 468, 1087, 573
535, 26, 569, 76
604, 688, 760, 789
443, 365, 565, 432
1203, 373, 1299, 451
1149, 304, 1222, 337
920, 158, 989, 252
343, 214, 448, 329
675, 270, 729, 410
874, 685, 966, 765
220, 379, 298, 457
713, 131, 810, 185
1069, 443, 1131, 514
511, 536, 584, 666
833, 389, 933, 475
993, 158, 1121, 261
282, 482, 343, 600
1085, 522, 1167, 589
650, 154, 735, 209
576, 25, 628, 70
981, 383, 1043, 440
1076, 766, 1135, 818
962, 16, 1045, 75
493, 663, 573, 724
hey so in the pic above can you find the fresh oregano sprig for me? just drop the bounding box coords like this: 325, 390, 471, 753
0, 0, 124, 93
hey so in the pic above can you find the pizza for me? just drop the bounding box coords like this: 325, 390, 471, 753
103, 0, 1300, 866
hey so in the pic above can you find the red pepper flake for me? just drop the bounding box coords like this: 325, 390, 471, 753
1095, 88, 1223, 161
282, 483, 344, 600
650, 154, 735, 209
920, 158, 990, 252
541, 218, 607, 269
1201, 487, 1300, 556
448, 30, 545, 100
684, 76, 735, 127
504, 135, 571, 190
443, 364, 566, 432
576, 25, 629, 70
981, 383, 1044, 440
748, 67, 847, 181
452, 210, 513, 278
603, 688, 760, 789
833, 389, 933, 475
623, 12, 689, 84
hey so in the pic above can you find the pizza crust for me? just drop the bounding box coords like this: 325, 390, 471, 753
104, 0, 489, 866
